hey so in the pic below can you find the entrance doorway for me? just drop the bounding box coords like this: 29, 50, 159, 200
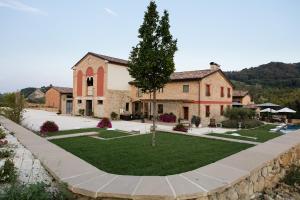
86, 100, 93, 116
66, 100, 73, 114
183, 107, 189, 120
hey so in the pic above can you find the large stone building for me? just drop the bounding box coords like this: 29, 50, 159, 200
72, 53, 233, 126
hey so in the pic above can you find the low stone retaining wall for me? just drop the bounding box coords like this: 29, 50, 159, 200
1, 116, 300, 200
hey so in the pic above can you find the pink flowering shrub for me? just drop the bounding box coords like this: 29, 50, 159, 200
159, 113, 176, 123
97, 118, 112, 128
40, 121, 59, 134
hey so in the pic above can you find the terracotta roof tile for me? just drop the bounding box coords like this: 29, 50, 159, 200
170, 69, 217, 81
52, 86, 73, 94
233, 90, 248, 97
88, 52, 128, 66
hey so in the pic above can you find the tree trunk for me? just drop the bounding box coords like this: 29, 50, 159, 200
152, 90, 157, 147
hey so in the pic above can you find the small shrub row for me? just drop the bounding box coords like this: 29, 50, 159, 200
97, 118, 112, 128
0, 159, 17, 183
222, 119, 263, 129
0, 182, 73, 200
173, 123, 188, 132
159, 113, 176, 123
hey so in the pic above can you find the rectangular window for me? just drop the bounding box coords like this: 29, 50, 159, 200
78, 100, 82, 104
158, 88, 164, 93
206, 84, 211, 96
183, 85, 189, 93
227, 105, 231, 111
158, 104, 164, 114
205, 105, 210, 117
227, 88, 231, 98
125, 103, 129, 111
221, 87, 224, 97
97, 100, 103, 105
220, 105, 224, 116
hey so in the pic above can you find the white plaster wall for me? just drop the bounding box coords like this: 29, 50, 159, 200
107, 63, 133, 91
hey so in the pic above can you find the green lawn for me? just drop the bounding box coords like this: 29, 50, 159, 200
51, 132, 252, 176
208, 124, 281, 142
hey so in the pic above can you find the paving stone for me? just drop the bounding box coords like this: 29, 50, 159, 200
63, 171, 105, 187
98, 175, 141, 198
249, 142, 292, 157
72, 173, 117, 198
268, 136, 300, 147
218, 150, 275, 173
133, 176, 175, 199
166, 175, 207, 199
181, 171, 227, 193
195, 163, 249, 185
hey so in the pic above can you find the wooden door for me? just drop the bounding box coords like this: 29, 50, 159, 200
183, 107, 189, 120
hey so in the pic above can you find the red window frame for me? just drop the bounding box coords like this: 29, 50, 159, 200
206, 84, 211, 96
227, 88, 231, 98
221, 87, 224, 97
205, 105, 210, 117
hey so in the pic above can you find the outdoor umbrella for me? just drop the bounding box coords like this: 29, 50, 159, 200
260, 108, 277, 113
275, 107, 296, 114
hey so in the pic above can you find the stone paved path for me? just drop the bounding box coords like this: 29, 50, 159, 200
46, 132, 98, 140
1, 115, 300, 200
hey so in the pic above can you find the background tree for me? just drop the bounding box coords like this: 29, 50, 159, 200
128, 1, 177, 146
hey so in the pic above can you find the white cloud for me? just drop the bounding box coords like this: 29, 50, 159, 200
104, 7, 118, 17
0, 0, 47, 15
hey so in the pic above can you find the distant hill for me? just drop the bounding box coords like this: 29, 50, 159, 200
226, 62, 300, 88
20, 85, 51, 98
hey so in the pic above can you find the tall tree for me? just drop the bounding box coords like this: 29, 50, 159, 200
128, 1, 177, 146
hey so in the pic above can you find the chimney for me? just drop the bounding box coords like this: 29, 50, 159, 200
210, 62, 220, 70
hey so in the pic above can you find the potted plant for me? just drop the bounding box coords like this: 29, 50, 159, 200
194, 116, 201, 128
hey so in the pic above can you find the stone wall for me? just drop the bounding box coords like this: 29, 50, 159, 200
197, 145, 300, 200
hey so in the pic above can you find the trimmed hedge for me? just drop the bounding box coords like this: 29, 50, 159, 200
222, 119, 263, 129
160, 113, 176, 123
173, 123, 188, 132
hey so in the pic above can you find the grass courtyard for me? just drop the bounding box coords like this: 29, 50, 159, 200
51, 131, 253, 176
208, 124, 281, 142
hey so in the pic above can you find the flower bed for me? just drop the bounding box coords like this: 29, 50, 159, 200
160, 113, 176, 123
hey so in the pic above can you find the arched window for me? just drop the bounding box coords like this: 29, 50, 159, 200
77, 70, 83, 96
87, 77, 93, 86
97, 67, 104, 96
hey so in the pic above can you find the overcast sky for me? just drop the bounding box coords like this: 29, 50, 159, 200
0, 0, 299, 92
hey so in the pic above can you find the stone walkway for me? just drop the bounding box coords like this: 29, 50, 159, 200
1, 116, 300, 200
46, 132, 98, 140
161, 129, 260, 145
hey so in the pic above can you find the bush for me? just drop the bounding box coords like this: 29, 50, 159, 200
222, 119, 263, 129
110, 112, 118, 120
283, 165, 300, 186
0, 129, 6, 139
173, 123, 188, 132
0, 159, 17, 183
0, 182, 73, 200
78, 109, 84, 116
97, 118, 112, 128
1, 93, 25, 124
191, 116, 201, 127
0, 150, 12, 159
224, 107, 255, 120
40, 121, 59, 134
159, 113, 176, 123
